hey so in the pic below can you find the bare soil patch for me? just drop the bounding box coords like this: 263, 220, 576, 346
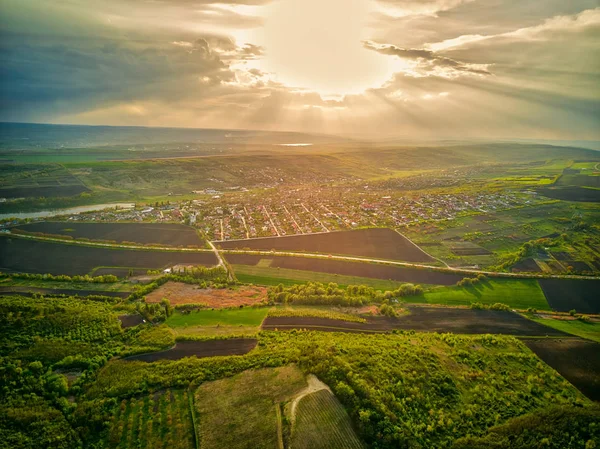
13, 222, 204, 247
125, 338, 257, 362
0, 236, 217, 276
522, 338, 600, 401
145, 282, 267, 307
262, 306, 569, 336
219, 228, 434, 263
539, 279, 600, 314
511, 258, 542, 272
118, 314, 144, 328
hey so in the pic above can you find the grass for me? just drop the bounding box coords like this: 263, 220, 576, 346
268, 306, 366, 323
524, 315, 600, 343
233, 264, 408, 290
194, 365, 307, 449
108, 389, 195, 449
0, 276, 135, 291
415, 279, 550, 310
291, 389, 364, 449
165, 307, 269, 328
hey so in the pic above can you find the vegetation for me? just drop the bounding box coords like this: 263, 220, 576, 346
419, 279, 550, 310
452, 405, 600, 449
524, 315, 600, 343
107, 389, 195, 449
194, 365, 307, 449
268, 307, 367, 323
233, 264, 408, 290
291, 389, 364, 449
165, 307, 269, 328
267, 281, 421, 307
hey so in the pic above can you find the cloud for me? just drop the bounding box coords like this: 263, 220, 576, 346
374, 0, 475, 17
428, 7, 600, 51
363, 41, 491, 76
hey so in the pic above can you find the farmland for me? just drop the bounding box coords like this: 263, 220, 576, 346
538, 279, 600, 313
125, 339, 258, 362
232, 263, 410, 290
290, 389, 364, 449
108, 389, 195, 449
262, 306, 568, 336
219, 228, 434, 263
524, 314, 600, 343
12, 222, 205, 247
145, 282, 267, 307
0, 236, 217, 275
418, 279, 550, 310
194, 365, 308, 449
226, 254, 464, 285
522, 338, 600, 401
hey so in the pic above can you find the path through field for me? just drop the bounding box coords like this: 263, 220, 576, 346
289, 374, 331, 426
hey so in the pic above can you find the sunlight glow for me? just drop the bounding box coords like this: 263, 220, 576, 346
261, 0, 397, 96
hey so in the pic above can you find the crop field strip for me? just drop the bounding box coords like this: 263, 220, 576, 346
12, 222, 206, 247
522, 338, 600, 401
218, 228, 435, 263
108, 389, 195, 449
225, 254, 464, 285
0, 236, 217, 275
0, 286, 131, 298
262, 307, 570, 336
538, 279, 600, 314
291, 389, 364, 449
232, 264, 410, 290
124, 339, 258, 362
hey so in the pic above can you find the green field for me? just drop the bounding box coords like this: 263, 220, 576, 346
165, 307, 269, 328
194, 365, 307, 449
268, 306, 366, 323
417, 279, 550, 310
108, 389, 195, 449
233, 264, 408, 290
291, 389, 364, 449
524, 315, 600, 343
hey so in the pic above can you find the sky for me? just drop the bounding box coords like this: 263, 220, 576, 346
0, 0, 598, 140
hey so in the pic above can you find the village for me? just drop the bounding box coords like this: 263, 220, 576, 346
20, 185, 535, 243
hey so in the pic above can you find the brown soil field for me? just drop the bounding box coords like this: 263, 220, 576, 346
522, 338, 600, 401
118, 314, 145, 328
262, 306, 569, 336
218, 228, 434, 262
511, 258, 542, 272
125, 339, 257, 362
0, 236, 217, 276
145, 282, 267, 307
0, 286, 130, 298
539, 279, 600, 314
13, 222, 204, 247
538, 186, 600, 202
225, 253, 463, 286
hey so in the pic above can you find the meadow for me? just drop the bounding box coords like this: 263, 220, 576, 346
524, 315, 600, 343
232, 263, 410, 290
416, 279, 550, 310
194, 365, 307, 449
